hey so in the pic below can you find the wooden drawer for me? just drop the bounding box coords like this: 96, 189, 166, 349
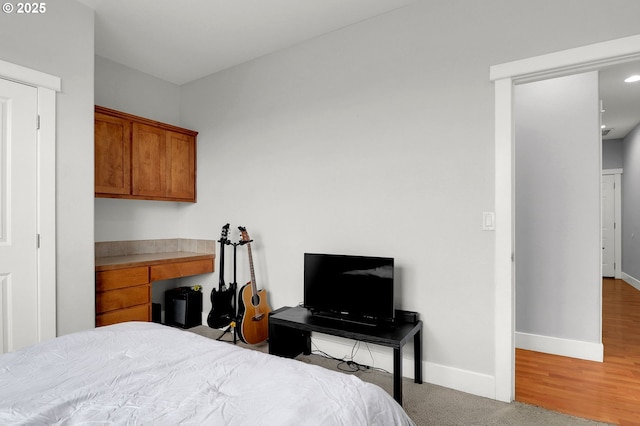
96, 284, 150, 314
96, 267, 149, 291
96, 304, 150, 327
150, 259, 213, 281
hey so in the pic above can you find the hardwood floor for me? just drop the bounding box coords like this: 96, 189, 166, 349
516, 278, 640, 425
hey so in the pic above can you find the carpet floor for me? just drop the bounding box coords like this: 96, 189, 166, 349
188, 325, 611, 426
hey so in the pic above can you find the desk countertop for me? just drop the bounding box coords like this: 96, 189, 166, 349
95, 252, 215, 272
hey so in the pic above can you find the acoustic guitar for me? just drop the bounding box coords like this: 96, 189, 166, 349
237, 226, 271, 344
207, 224, 235, 328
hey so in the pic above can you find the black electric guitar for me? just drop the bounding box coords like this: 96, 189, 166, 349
237, 226, 271, 344
207, 224, 235, 328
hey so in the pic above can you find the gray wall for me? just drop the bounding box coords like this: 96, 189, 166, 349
95, 55, 181, 127
603, 139, 624, 170
0, 0, 95, 336
623, 123, 640, 280
514, 73, 601, 345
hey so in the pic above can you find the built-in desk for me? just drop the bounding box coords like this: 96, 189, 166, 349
269, 306, 422, 406
95, 243, 214, 327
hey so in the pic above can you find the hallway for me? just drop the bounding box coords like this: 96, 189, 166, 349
516, 278, 640, 425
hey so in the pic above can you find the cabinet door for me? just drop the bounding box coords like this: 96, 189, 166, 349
95, 113, 131, 195
132, 122, 167, 197
166, 131, 196, 201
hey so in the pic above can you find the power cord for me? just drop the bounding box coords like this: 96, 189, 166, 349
310, 341, 390, 375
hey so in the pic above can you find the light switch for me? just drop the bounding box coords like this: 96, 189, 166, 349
482, 212, 495, 231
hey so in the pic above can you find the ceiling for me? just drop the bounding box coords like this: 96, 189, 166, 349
79, 0, 639, 140
77, 0, 414, 85
600, 60, 640, 140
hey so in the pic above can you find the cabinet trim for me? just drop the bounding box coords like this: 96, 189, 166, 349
95, 106, 198, 137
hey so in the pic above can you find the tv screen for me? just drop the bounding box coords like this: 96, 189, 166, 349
303, 253, 394, 325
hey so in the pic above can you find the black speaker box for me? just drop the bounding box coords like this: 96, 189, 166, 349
152, 303, 161, 323
395, 309, 419, 324
165, 287, 202, 329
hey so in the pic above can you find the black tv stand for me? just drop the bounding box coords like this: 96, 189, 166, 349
269, 306, 422, 406
309, 311, 383, 328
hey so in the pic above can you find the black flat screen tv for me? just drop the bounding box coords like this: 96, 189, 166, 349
303, 253, 394, 326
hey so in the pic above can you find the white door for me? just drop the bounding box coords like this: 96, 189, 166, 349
602, 174, 615, 277
0, 78, 39, 353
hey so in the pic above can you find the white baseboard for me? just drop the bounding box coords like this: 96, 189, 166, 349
621, 272, 640, 292
515, 331, 603, 362
424, 361, 496, 399
311, 333, 496, 400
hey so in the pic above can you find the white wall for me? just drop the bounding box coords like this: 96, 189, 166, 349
95, 55, 181, 127
179, 6, 497, 391
514, 72, 602, 360
176, 2, 640, 397
0, 0, 95, 335
94, 56, 189, 243
92, 0, 640, 398
623, 123, 640, 283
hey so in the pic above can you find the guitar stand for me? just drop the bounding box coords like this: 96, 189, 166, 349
215, 323, 233, 341
230, 238, 252, 345
212, 233, 233, 341
229, 241, 243, 345
214, 234, 253, 345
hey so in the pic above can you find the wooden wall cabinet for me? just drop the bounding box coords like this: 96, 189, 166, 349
95, 106, 198, 202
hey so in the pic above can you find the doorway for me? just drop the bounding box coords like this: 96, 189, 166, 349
601, 169, 622, 279
491, 34, 640, 402
513, 72, 602, 362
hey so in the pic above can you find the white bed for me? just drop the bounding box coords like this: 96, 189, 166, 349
0, 322, 414, 425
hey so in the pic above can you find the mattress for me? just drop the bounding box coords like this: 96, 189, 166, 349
0, 321, 414, 425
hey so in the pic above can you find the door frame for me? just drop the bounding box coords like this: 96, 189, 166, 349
602, 169, 622, 279
490, 34, 640, 402
0, 59, 60, 342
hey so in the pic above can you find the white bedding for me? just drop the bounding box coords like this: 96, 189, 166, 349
0, 322, 414, 425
